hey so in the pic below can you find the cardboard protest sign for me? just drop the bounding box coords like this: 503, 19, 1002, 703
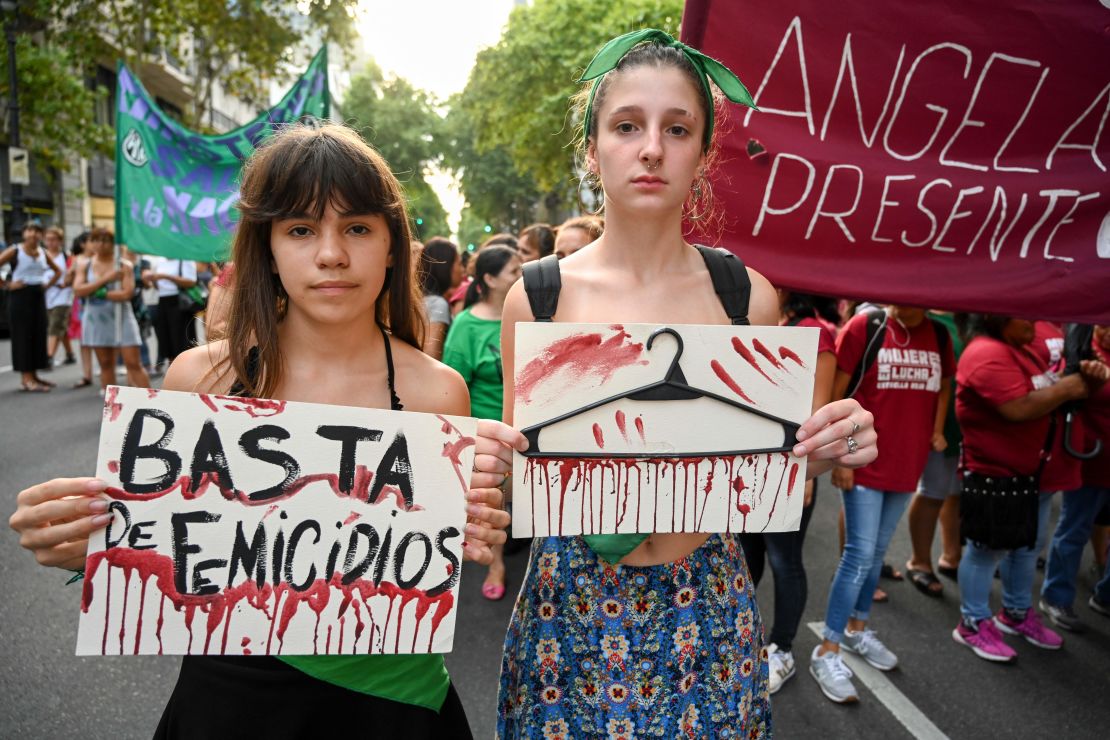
77, 386, 476, 656
512, 324, 817, 538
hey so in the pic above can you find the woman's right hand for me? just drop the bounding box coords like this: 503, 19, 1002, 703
9, 478, 111, 571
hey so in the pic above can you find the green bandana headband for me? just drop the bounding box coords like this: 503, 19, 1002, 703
579, 28, 757, 147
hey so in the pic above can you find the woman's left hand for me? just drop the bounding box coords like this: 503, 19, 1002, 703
469, 419, 528, 490
463, 419, 528, 564
793, 398, 877, 469
462, 487, 510, 565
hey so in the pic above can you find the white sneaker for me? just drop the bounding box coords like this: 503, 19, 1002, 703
809, 645, 859, 703
766, 644, 796, 695
841, 628, 898, 671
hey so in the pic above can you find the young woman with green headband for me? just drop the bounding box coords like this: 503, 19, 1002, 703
492, 29, 878, 737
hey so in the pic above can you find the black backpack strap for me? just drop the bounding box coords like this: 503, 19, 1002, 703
847, 307, 888, 398
695, 245, 751, 326
521, 254, 561, 322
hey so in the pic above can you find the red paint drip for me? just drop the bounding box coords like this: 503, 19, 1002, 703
710, 360, 756, 404
107, 460, 119, 474
762, 454, 791, 532
752, 338, 785, 370
82, 547, 455, 656
146, 388, 159, 399
104, 386, 123, 422
787, 462, 800, 494
731, 337, 777, 384
634, 416, 645, 443
592, 423, 605, 449
210, 396, 288, 418
342, 511, 361, 526
737, 503, 751, 531
778, 345, 805, 367
516, 328, 646, 404
199, 394, 219, 412
615, 410, 628, 443
263, 505, 279, 519
437, 415, 476, 496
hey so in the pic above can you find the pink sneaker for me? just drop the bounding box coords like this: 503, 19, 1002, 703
952, 619, 1017, 662
994, 608, 1063, 650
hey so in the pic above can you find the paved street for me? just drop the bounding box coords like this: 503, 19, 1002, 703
1, 339, 1108, 739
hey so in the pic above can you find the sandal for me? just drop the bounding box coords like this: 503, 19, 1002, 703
937, 562, 959, 581
906, 563, 943, 597
880, 562, 903, 580
72, 377, 93, 389
481, 582, 506, 601
873, 587, 889, 603
20, 381, 50, 393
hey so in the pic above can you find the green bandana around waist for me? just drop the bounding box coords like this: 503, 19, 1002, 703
278, 653, 449, 711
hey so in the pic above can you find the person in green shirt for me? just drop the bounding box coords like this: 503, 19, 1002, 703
443, 245, 522, 600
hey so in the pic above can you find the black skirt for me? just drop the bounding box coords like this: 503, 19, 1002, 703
153, 656, 474, 740
7, 285, 49, 372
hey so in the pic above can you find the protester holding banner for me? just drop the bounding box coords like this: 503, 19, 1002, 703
420, 237, 464, 360
442, 245, 522, 602
0, 222, 63, 392
10, 123, 523, 738
72, 228, 151, 391
814, 306, 954, 704
952, 315, 1107, 663
493, 30, 877, 737
739, 291, 837, 694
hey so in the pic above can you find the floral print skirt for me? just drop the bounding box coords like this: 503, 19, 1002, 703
496, 534, 771, 738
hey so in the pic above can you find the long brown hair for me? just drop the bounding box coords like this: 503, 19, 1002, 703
219, 123, 424, 398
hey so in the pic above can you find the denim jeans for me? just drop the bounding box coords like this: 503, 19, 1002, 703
1042, 486, 1110, 608
959, 491, 1054, 621
822, 485, 911, 643
739, 481, 817, 652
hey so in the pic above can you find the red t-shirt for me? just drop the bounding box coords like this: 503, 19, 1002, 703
1029, 322, 1082, 491
791, 316, 836, 355
837, 312, 956, 491
1082, 339, 1110, 488
957, 337, 1056, 477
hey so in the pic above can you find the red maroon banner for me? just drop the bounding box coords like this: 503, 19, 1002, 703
683, 0, 1109, 323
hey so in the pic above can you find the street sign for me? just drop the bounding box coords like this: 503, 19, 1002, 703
8, 147, 30, 186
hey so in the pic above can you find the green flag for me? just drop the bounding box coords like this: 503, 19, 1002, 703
115, 48, 330, 261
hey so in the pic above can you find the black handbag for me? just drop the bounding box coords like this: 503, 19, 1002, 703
959, 416, 1055, 550
175, 260, 207, 314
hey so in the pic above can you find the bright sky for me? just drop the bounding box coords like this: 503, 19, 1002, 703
355, 0, 520, 238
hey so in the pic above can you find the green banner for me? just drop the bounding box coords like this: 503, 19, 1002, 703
115, 48, 330, 261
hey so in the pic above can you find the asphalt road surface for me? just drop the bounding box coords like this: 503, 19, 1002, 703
2, 339, 1108, 739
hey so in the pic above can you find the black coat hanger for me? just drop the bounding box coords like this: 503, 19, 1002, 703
520, 327, 800, 458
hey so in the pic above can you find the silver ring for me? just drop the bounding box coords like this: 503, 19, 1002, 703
845, 436, 859, 455
850, 421, 861, 436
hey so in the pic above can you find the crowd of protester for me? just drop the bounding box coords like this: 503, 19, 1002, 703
1, 221, 223, 393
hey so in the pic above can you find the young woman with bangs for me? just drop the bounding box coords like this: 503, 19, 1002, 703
493, 30, 878, 737
9, 123, 525, 738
